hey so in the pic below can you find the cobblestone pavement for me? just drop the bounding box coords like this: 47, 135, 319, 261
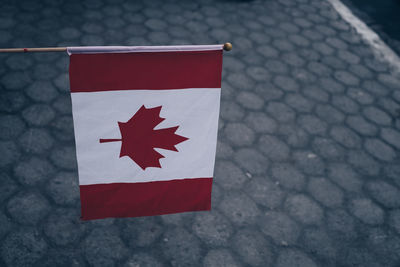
1, 0, 400, 266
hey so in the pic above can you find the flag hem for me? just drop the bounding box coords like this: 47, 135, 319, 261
67, 44, 224, 55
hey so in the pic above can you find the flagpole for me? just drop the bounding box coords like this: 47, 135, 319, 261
0, 47, 67, 53
223, 42, 232, 51
0, 43, 233, 53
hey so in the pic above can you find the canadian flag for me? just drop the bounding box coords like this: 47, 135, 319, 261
68, 45, 223, 220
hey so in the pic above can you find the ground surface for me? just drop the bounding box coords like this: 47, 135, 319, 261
344, 0, 400, 55
1, 0, 400, 266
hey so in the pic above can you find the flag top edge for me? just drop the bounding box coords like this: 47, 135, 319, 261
67, 45, 224, 55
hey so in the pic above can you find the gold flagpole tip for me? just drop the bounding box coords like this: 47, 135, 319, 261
223, 42, 232, 51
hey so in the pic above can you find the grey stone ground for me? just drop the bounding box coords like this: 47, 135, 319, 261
1, 0, 400, 266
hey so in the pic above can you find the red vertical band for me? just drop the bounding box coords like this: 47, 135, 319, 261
79, 178, 213, 220
69, 50, 223, 92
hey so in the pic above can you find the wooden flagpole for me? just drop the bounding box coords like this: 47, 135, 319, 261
0, 43, 232, 53
0, 47, 67, 53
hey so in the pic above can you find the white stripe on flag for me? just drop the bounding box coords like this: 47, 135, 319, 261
71, 88, 221, 185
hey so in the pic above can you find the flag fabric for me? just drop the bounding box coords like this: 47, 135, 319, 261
67, 45, 223, 220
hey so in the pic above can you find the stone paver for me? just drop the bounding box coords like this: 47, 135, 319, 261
1, 0, 400, 266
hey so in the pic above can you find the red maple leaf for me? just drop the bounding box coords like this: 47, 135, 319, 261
99, 105, 189, 170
